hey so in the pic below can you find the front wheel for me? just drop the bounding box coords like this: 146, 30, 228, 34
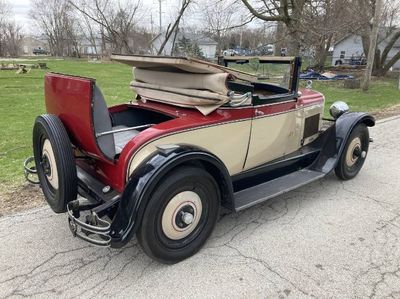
335, 123, 369, 180
137, 166, 220, 264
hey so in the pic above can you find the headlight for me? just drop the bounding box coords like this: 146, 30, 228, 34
329, 101, 349, 119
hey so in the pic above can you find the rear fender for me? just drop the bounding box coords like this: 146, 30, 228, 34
109, 145, 233, 248
311, 112, 375, 173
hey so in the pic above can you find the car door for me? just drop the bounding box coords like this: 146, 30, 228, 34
243, 96, 302, 171
242, 57, 303, 171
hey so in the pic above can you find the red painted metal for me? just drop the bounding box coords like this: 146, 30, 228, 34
44, 72, 324, 193
94, 101, 254, 192
298, 88, 325, 106
44, 73, 106, 160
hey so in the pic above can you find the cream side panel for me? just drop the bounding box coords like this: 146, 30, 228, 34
244, 111, 300, 170
128, 120, 252, 178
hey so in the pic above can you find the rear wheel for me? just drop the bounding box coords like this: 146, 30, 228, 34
137, 166, 220, 264
335, 123, 369, 180
33, 114, 77, 213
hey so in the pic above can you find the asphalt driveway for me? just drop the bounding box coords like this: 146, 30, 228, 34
1, 117, 400, 299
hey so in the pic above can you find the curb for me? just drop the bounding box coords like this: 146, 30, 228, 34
376, 115, 400, 124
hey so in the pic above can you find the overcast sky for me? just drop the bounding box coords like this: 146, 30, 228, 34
8, 0, 210, 34
8, 0, 31, 32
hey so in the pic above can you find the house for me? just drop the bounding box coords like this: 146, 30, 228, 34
20, 36, 48, 56
79, 36, 103, 56
151, 32, 217, 59
332, 29, 400, 69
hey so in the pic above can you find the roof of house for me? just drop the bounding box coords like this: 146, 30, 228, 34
334, 27, 400, 47
152, 31, 217, 46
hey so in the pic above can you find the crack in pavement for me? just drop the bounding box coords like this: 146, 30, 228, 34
1, 118, 400, 298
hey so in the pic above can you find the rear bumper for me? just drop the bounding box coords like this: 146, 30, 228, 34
67, 200, 111, 246
67, 166, 121, 247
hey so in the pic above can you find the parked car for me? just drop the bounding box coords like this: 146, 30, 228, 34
222, 49, 239, 56
33, 48, 48, 55
25, 55, 374, 263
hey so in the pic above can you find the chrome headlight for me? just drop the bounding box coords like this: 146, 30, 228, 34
329, 101, 349, 119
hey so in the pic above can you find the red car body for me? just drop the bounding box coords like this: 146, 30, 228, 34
27, 55, 374, 263
45, 73, 324, 193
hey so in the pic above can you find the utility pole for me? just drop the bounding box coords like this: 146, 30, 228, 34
158, 0, 163, 33
361, 0, 383, 91
239, 15, 244, 50
150, 13, 154, 35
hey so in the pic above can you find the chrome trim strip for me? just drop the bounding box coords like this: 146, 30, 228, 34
96, 124, 154, 137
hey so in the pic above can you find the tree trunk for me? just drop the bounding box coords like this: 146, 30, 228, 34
274, 21, 285, 56
361, 0, 383, 91
315, 34, 332, 70
286, 25, 301, 56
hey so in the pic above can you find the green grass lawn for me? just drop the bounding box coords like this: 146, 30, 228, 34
308, 80, 400, 116
0, 59, 133, 186
0, 58, 399, 187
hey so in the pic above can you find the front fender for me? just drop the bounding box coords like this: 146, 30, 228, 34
311, 112, 375, 173
335, 112, 375, 157
109, 144, 233, 248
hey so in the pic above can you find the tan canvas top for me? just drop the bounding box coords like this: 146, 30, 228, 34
134, 68, 231, 95
111, 54, 254, 115
222, 56, 296, 63
111, 54, 257, 82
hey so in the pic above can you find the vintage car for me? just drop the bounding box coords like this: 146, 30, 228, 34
25, 55, 374, 263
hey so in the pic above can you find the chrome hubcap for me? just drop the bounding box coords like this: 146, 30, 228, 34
161, 191, 202, 240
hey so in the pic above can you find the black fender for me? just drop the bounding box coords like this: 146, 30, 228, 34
310, 112, 375, 173
109, 144, 233, 248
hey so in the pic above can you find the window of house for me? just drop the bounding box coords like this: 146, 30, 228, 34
340, 51, 345, 59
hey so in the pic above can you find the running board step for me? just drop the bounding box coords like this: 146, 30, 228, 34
234, 169, 325, 211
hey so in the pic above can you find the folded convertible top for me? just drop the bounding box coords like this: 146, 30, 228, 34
111, 54, 254, 115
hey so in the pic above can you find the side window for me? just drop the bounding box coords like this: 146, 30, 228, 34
340, 51, 345, 59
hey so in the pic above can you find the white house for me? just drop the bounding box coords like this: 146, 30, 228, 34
151, 32, 217, 59
332, 29, 400, 70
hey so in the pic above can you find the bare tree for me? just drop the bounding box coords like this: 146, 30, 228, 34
362, 0, 383, 91
157, 0, 192, 55
299, 0, 356, 69
241, 0, 309, 56
30, 0, 79, 56
199, 0, 243, 55
0, 0, 23, 57
350, 0, 400, 77
70, 0, 142, 54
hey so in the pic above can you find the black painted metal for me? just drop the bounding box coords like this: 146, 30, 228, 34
65, 112, 375, 249
233, 111, 375, 211
234, 169, 325, 211
232, 147, 320, 192
76, 166, 120, 203
109, 145, 233, 248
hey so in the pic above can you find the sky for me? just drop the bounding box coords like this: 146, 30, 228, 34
7, 0, 256, 35
7, 0, 205, 34
7, 0, 32, 32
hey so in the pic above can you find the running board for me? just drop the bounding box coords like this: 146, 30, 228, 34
234, 169, 325, 211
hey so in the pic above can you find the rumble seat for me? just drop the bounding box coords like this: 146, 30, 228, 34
113, 125, 139, 155
93, 86, 138, 157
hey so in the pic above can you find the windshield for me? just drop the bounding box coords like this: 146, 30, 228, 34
225, 58, 293, 90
